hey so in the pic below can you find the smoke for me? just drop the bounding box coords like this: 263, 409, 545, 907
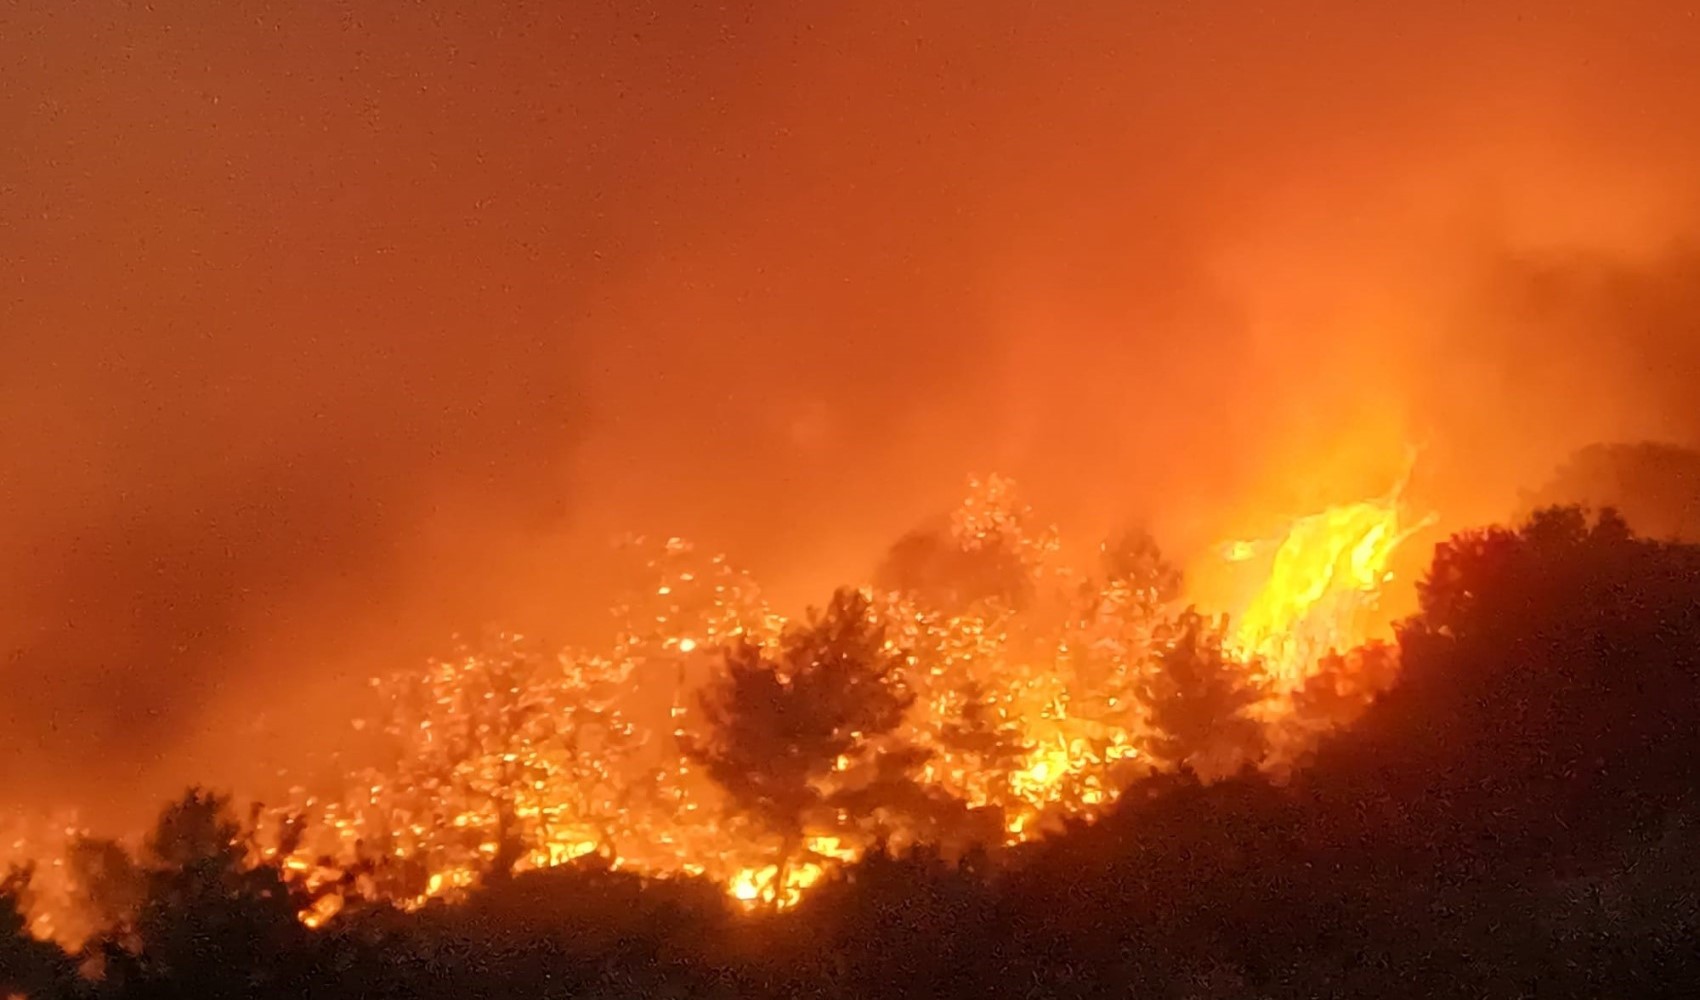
4, 1, 1699, 820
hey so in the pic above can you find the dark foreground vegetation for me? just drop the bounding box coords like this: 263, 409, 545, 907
6, 505, 1700, 999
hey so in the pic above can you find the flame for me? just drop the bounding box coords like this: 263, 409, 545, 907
1226, 478, 1433, 689
7, 474, 1430, 939
1, 812, 92, 946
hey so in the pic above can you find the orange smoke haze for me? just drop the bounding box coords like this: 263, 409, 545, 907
4, 1, 1700, 824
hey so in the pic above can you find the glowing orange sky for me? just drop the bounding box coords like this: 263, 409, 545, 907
4, 1, 1699, 821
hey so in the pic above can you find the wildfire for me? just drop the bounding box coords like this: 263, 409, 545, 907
1228, 486, 1432, 689
1, 811, 91, 945
6, 473, 1430, 941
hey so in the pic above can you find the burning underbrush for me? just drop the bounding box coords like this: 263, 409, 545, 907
3, 474, 1431, 942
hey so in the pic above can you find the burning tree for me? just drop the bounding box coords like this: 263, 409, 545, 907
876, 526, 1034, 612
1291, 641, 1400, 734
876, 474, 1060, 614
101, 790, 310, 999
64, 835, 143, 942
873, 476, 1102, 829
2, 866, 74, 999
1064, 528, 1183, 733
306, 630, 654, 907
1100, 527, 1185, 602
375, 632, 572, 881
685, 588, 914, 899
938, 679, 1032, 791
1144, 610, 1271, 779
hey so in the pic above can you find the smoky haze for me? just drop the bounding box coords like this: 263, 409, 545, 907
3, 1, 1699, 822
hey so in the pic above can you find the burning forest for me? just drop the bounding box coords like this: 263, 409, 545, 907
8, 3, 1700, 997
3, 472, 1431, 941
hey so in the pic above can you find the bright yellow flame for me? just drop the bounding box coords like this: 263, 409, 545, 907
1229, 486, 1430, 689
729, 869, 762, 902
1010, 741, 1071, 799
301, 894, 344, 929
725, 839, 849, 910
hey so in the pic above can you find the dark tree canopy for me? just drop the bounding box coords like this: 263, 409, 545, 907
1317, 505, 1700, 861
1527, 440, 1700, 540
686, 588, 915, 849
874, 525, 1032, 611
939, 679, 1031, 779
1067, 528, 1183, 731
1143, 609, 1270, 778
1099, 527, 1183, 606
95, 789, 313, 1000
2, 866, 75, 1000
65, 835, 144, 941
1290, 640, 1399, 734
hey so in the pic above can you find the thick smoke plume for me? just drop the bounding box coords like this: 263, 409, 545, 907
3, 1, 1698, 821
